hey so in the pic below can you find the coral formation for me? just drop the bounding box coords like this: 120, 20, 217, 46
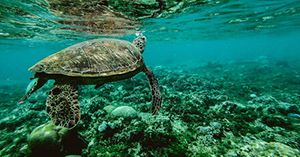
28, 122, 85, 156
0, 57, 300, 156
111, 106, 138, 120
238, 141, 300, 156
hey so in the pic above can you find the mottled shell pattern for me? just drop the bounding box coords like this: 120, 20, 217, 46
29, 38, 145, 77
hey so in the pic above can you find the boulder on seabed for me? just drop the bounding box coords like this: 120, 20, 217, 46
28, 122, 85, 156
111, 106, 137, 120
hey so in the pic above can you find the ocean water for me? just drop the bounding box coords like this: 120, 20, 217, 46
1, 0, 300, 156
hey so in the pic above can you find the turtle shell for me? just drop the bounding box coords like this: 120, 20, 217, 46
29, 38, 145, 77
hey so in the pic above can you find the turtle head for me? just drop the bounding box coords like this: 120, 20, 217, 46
133, 35, 146, 54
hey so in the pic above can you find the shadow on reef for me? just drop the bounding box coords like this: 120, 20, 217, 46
0, 56, 300, 156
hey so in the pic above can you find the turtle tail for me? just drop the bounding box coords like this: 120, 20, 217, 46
143, 66, 162, 115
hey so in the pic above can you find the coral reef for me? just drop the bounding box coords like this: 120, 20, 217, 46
237, 141, 300, 156
0, 57, 300, 156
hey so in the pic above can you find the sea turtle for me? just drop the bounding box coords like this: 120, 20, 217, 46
18, 35, 162, 129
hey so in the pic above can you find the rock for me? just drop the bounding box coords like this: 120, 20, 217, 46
28, 122, 68, 156
28, 122, 84, 156
103, 105, 116, 114
111, 106, 137, 120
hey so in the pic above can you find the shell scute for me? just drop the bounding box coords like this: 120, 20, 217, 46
30, 38, 144, 77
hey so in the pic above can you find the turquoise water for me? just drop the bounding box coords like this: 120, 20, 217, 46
1, 0, 300, 156
1, 0, 300, 81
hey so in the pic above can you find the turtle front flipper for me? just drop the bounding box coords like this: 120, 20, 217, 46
46, 83, 80, 129
18, 77, 47, 105
143, 66, 162, 115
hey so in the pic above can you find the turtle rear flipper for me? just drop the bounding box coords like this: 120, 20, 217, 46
143, 66, 162, 115
46, 83, 80, 129
18, 77, 47, 105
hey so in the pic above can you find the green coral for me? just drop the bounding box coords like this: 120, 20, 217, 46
28, 122, 84, 156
